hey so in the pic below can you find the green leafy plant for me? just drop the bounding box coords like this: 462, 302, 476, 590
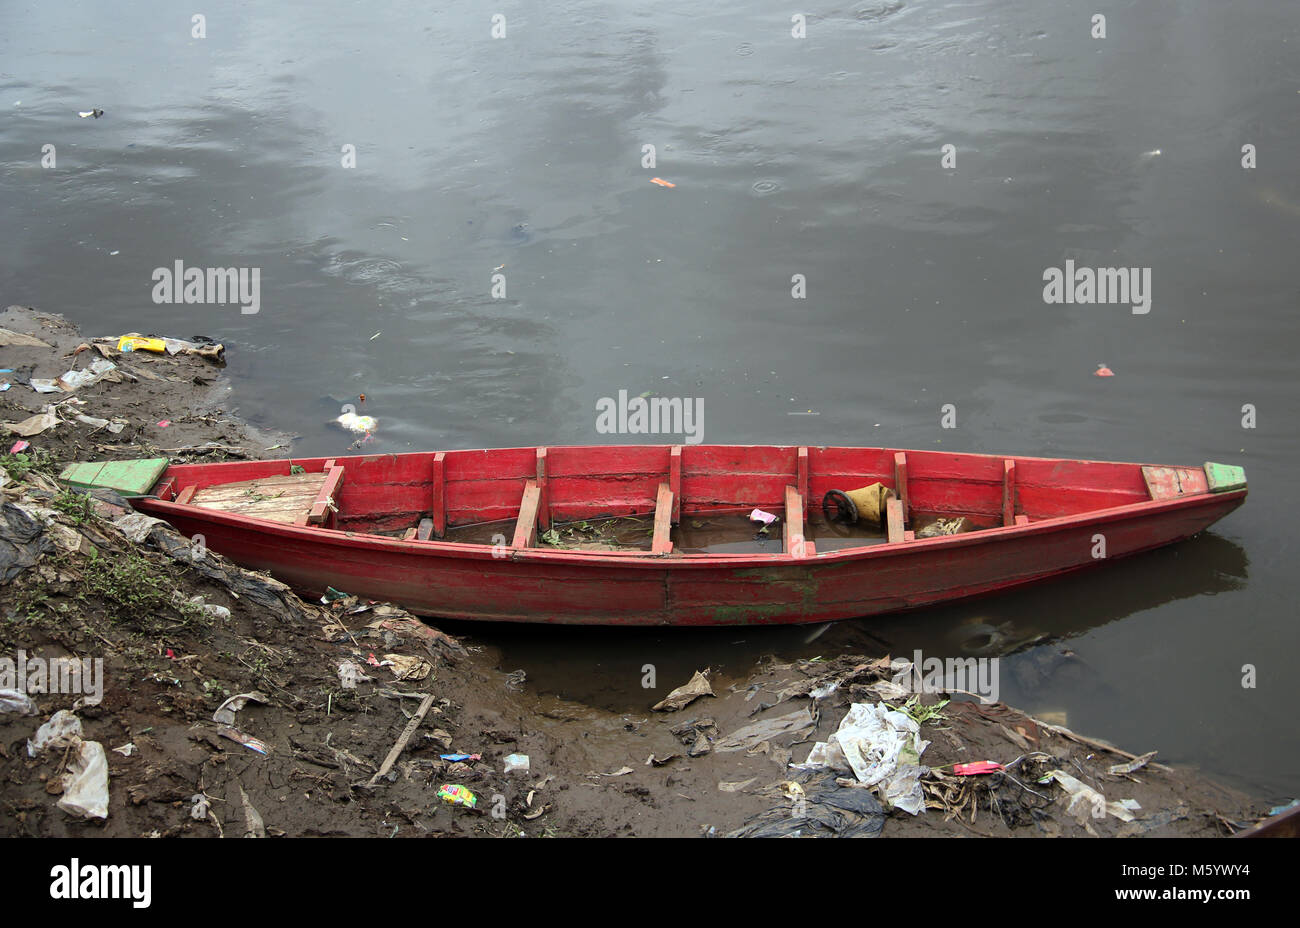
889, 695, 950, 725
50, 487, 97, 524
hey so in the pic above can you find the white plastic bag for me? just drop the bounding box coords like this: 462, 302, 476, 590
0, 688, 36, 716
58, 740, 109, 820
27, 709, 83, 757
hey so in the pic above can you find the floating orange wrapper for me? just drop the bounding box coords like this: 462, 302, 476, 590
117, 335, 167, 353
1094, 364, 1114, 377
650, 177, 676, 188
437, 784, 477, 808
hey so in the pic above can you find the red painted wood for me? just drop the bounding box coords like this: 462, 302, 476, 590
670, 445, 682, 524
797, 447, 809, 505
894, 451, 909, 524
536, 447, 550, 531
136, 445, 1247, 626
431, 452, 446, 537
1003, 459, 1016, 527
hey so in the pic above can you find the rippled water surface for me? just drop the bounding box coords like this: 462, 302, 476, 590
2, 0, 1297, 798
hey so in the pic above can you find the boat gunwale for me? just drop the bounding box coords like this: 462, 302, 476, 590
138, 484, 1247, 571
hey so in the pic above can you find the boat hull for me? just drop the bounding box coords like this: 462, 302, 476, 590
143, 483, 1244, 626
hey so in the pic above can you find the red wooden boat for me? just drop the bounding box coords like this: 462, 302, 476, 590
129, 445, 1247, 626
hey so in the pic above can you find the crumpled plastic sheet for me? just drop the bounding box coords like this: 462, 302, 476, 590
726, 773, 886, 838
1042, 769, 1137, 823
0, 503, 54, 582
715, 706, 816, 753
0, 688, 36, 715
27, 709, 83, 757
26, 710, 110, 819
337, 660, 370, 689
797, 701, 930, 815
58, 740, 109, 820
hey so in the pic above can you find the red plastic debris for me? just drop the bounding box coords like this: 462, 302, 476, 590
953, 761, 1004, 776
1094, 365, 1114, 377
9, 440, 29, 454
156, 419, 171, 427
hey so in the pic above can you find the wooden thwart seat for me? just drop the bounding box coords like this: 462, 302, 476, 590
186, 462, 344, 527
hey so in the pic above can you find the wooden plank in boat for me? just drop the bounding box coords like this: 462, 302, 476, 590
59, 457, 170, 497
189, 472, 327, 525
190, 486, 319, 511
652, 482, 674, 555
190, 487, 320, 511
1204, 462, 1246, 493
303, 462, 344, 525
886, 497, 905, 545
189, 473, 327, 504
1142, 465, 1208, 500
784, 485, 813, 557
512, 481, 540, 548
893, 452, 909, 523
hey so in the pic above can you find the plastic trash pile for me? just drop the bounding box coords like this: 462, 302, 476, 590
796, 701, 931, 815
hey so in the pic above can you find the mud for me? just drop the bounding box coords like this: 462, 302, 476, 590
0, 307, 1279, 838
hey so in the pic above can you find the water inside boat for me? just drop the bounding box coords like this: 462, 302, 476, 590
436, 508, 998, 554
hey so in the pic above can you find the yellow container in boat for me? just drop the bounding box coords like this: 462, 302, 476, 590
116, 335, 166, 353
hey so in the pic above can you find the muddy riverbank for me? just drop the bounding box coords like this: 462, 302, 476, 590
0, 308, 1278, 837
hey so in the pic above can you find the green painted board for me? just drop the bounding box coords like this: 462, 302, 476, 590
59, 458, 171, 497
1204, 462, 1247, 493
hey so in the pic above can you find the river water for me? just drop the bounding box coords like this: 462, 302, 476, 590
2, 1, 1297, 801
